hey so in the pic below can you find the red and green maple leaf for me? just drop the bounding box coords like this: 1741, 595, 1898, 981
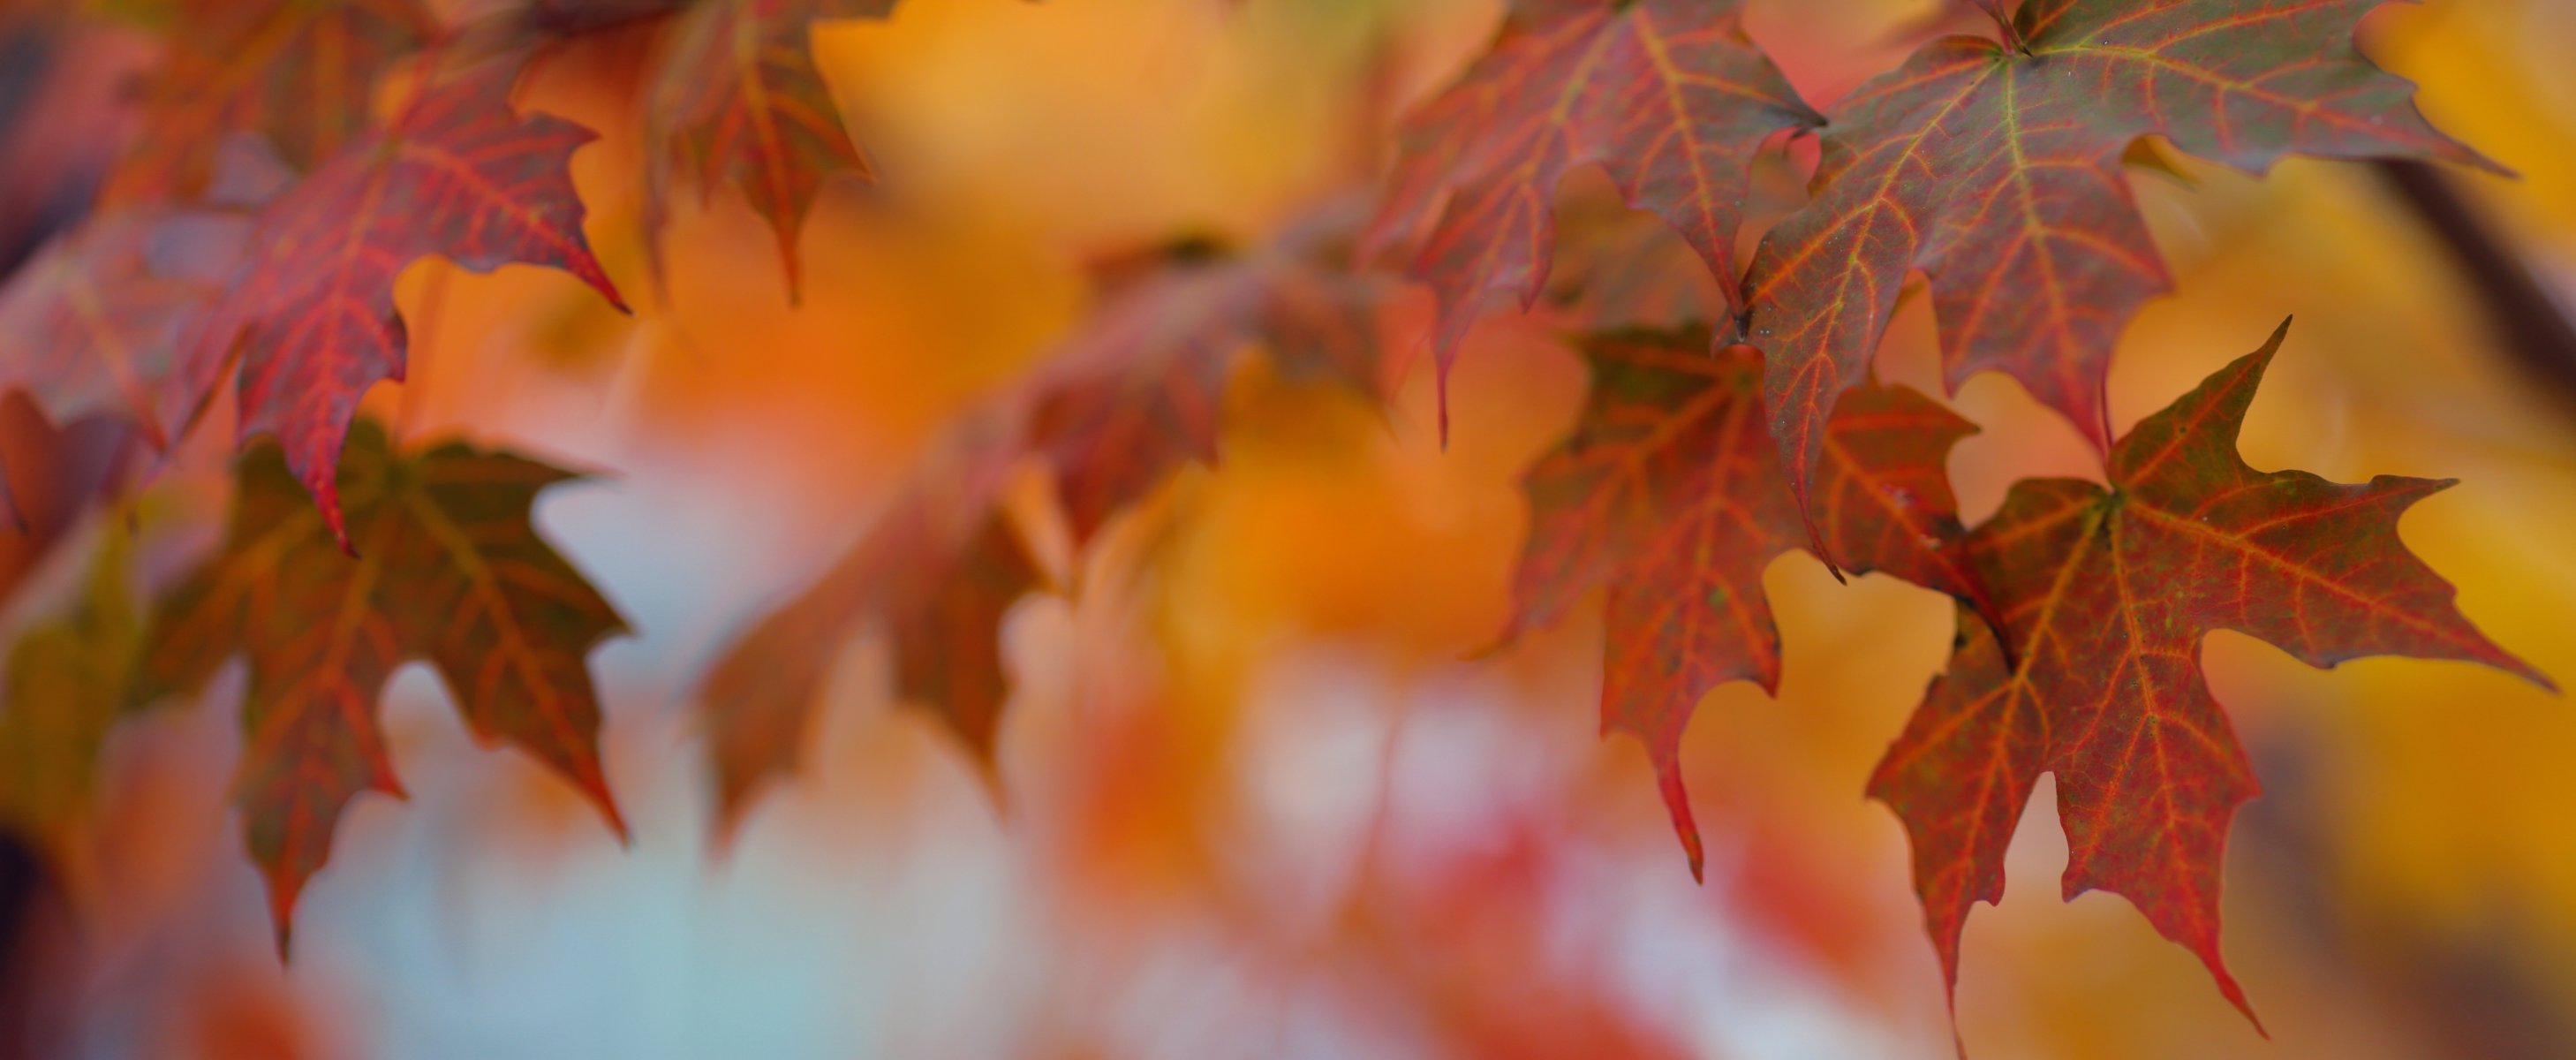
1867, 321, 2550, 1028
698, 426, 1040, 832
1363, 0, 1818, 424
102, 0, 439, 204
182, 66, 626, 547
1742, 0, 2489, 568
643, 0, 895, 299
134, 420, 629, 953
1509, 327, 1985, 876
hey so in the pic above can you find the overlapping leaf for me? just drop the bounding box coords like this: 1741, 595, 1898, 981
1868, 322, 2550, 1026
698, 427, 1039, 829
1508, 327, 1983, 876
182, 67, 626, 547
102, 0, 438, 204
643, 0, 895, 298
0, 207, 246, 443
1743, 0, 2489, 566
134, 421, 629, 952
1363, 0, 1817, 420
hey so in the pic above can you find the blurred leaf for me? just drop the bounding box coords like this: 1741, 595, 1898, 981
100, 0, 437, 203
0, 526, 140, 841
1031, 227, 1386, 547
0, 207, 247, 444
699, 426, 1037, 831
701, 212, 1385, 833
642, 0, 895, 299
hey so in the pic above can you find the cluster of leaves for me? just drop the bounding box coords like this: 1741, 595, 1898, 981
0, 0, 892, 948
0, 0, 2547, 1049
1361, 0, 2547, 1037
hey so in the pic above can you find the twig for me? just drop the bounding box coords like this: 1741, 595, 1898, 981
2375, 159, 2576, 411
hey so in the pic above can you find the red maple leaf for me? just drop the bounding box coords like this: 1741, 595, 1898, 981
135, 421, 630, 954
698, 424, 1041, 832
102, 0, 439, 204
642, 0, 894, 299
1363, 0, 1818, 428
1508, 328, 1983, 876
182, 66, 626, 548
1742, 0, 2489, 570
1867, 321, 2550, 1029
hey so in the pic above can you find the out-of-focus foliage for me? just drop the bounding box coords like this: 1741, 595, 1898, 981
0, 526, 138, 841
0, 2, 2572, 1059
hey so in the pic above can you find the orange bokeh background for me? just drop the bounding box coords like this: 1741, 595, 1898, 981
9, 0, 2576, 1057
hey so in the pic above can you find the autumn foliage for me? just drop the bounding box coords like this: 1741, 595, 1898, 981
0, 0, 2557, 1054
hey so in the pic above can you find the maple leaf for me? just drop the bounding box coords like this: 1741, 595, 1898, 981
1509, 327, 1983, 876
642, 0, 895, 299
133, 421, 630, 953
1363, 0, 1818, 425
0, 529, 141, 843
181, 66, 626, 549
1742, 0, 2489, 570
1866, 321, 2550, 1026
1030, 233, 1386, 547
698, 428, 1041, 832
0, 207, 248, 444
102, 0, 439, 204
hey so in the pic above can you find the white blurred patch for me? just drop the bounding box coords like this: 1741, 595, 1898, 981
1222, 649, 1394, 937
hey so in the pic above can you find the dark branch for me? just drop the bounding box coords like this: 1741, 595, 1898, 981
2375, 159, 2576, 412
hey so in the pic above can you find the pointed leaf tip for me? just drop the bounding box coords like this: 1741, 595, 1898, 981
145, 422, 625, 956
1653, 758, 1705, 884
1368, 0, 1816, 419
1511, 330, 1983, 895
1745, 1, 2482, 537
644, 0, 873, 304
1877, 321, 2542, 1021
191, 70, 624, 535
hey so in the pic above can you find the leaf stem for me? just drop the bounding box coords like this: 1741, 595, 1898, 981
1979, 1, 2030, 56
